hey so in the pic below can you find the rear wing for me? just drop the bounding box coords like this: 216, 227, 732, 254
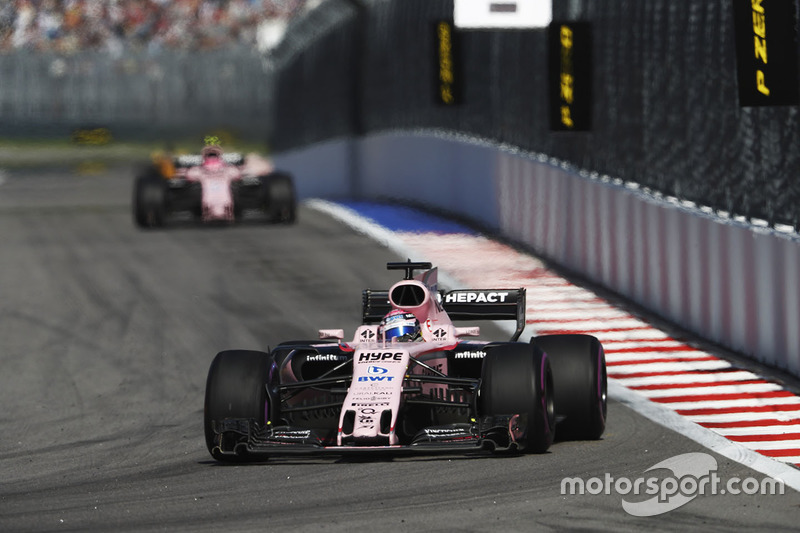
174, 153, 245, 168
362, 288, 526, 341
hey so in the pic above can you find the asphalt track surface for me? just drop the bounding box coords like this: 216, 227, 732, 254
1, 164, 798, 532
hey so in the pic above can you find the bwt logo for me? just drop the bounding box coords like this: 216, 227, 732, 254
357, 376, 395, 382
367, 366, 388, 375
359, 352, 403, 362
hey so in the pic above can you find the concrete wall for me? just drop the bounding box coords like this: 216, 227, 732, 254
274, 131, 800, 376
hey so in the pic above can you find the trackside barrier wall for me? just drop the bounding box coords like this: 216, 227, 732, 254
274, 131, 800, 377
271, 0, 800, 231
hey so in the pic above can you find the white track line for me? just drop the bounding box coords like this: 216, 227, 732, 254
528, 309, 634, 320
772, 456, 800, 463
614, 370, 766, 387
659, 396, 800, 410
528, 301, 617, 312
713, 425, 800, 436
604, 341, 695, 351
594, 330, 678, 342
736, 440, 800, 451
636, 383, 784, 398
683, 411, 800, 424
607, 360, 734, 374
606, 351, 719, 363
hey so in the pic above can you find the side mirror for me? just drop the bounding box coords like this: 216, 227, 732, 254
319, 329, 345, 340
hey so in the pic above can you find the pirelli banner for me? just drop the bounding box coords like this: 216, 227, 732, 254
433, 20, 462, 106
548, 21, 592, 131
732, 0, 799, 106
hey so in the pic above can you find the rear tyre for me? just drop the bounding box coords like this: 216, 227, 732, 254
264, 172, 296, 223
133, 173, 167, 228
204, 350, 271, 462
532, 334, 607, 440
230, 181, 244, 221
479, 344, 555, 453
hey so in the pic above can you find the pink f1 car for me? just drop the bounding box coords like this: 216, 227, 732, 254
204, 261, 607, 460
184, 145, 242, 222
133, 145, 296, 227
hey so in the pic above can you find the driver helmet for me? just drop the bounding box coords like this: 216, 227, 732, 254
201, 145, 223, 169
380, 309, 421, 342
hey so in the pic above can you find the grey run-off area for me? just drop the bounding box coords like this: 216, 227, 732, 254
0, 164, 797, 531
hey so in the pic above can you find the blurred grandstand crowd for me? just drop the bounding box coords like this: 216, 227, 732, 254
0, 0, 314, 53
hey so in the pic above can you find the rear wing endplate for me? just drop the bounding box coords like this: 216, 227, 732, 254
362, 288, 526, 341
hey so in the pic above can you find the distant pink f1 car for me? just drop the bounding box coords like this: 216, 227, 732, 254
133, 145, 296, 227
184, 145, 242, 222
204, 261, 607, 461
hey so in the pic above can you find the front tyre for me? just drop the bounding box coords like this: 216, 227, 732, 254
264, 172, 296, 223
479, 344, 555, 453
133, 173, 167, 228
204, 350, 271, 462
532, 334, 607, 440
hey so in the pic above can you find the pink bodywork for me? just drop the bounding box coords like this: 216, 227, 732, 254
185, 160, 242, 222
319, 267, 481, 446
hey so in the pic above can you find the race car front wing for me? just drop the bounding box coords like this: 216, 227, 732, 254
209, 414, 526, 458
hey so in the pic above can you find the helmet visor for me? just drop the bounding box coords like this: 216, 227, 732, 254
384, 323, 418, 341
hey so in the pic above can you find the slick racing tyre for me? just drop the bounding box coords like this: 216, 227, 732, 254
204, 350, 271, 462
133, 174, 167, 228
532, 334, 607, 440
264, 172, 296, 223
479, 344, 555, 453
